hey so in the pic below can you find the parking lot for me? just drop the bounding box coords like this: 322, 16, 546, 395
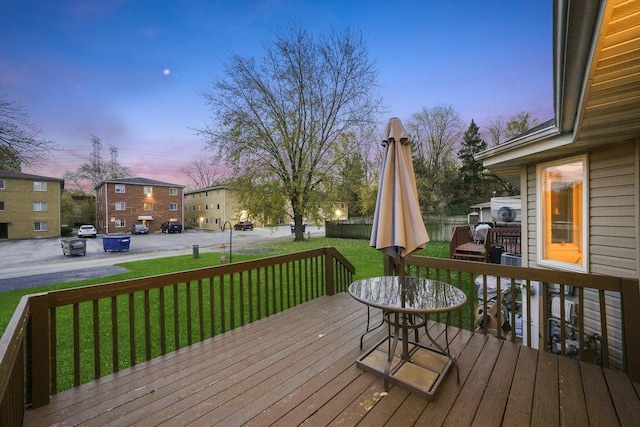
0, 225, 325, 288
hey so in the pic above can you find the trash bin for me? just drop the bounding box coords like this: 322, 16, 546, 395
193, 244, 199, 259
102, 235, 131, 252
61, 238, 86, 256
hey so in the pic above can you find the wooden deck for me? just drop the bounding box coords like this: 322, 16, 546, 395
24, 293, 640, 427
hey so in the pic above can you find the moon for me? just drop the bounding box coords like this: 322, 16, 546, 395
163, 69, 170, 75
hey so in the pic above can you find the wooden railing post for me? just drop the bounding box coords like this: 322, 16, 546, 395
325, 249, 335, 295
621, 278, 640, 382
29, 294, 50, 408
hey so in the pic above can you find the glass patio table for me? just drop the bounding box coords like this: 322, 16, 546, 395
348, 276, 467, 400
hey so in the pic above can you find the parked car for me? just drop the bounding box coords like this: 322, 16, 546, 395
161, 221, 182, 233
77, 224, 97, 238
234, 221, 254, 231
131, 224, 149, 235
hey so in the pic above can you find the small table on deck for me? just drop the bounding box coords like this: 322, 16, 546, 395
348, 276, 467, 400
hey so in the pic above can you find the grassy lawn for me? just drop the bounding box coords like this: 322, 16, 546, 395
0, 238, 449, 337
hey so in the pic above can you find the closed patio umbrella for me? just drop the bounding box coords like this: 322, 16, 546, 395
370, 117, 429, 274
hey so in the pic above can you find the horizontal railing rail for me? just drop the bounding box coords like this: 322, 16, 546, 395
0, 247, 354, 423
403, 255, 640, 382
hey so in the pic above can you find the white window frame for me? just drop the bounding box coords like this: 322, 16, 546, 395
170, 187, 178, 195
536, 155, 588, 273
115, 219, 126, 228
143, 186, 153, 195
0, 179, 5, 190
34, 221, 48, 231
33, 181, 47, 191
0, 201, 4, 211
33, 202, 48, 211
143, 202, 153, 211
169, 203, 178, 211
115, 202, 126, 211
115, 184, 125, 193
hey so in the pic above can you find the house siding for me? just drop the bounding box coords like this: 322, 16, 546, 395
523, 139, 638, 370
0, 173, 63, 239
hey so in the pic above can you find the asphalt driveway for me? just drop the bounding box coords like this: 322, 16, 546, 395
0, 225, 325, 290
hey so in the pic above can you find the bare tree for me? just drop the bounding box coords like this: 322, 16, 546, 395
0, 96, 56, 170
199, 24, 382, 240
486, 114, 506, 146
182, 157, 223, 190
64, 135, 131, 192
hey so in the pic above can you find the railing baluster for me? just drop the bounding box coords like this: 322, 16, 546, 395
599, 289, 610, 368
209, 277, 215, 336
230, 274, 235, 330
73, 303, 80, 387
159, 287, 166, 355
198, 279, 204, 341
173, 284, 180, 350
186, 281, 192, 345
219, 275, 226, 332
128, 293, 136, 365
93, 299, 100, 378
144, 290, 151, 361
111, 296, 119, 372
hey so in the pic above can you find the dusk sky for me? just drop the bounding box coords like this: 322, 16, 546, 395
1, 1, 553, 188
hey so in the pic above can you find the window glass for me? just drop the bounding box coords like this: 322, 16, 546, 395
115, 202, 126, 211
115, 219, 125, 227
169, 203, 178, 211
143, 203, 153, 210
115, 184, 125, 193
143, 186, 153, 195
0, 201, 4, 210
170, 187, 178, 195
538, 156, 587, 271
34, 221, 48, 231
33, 202, 48, 211
0, 179, 5, 189
33, 181, 47, 191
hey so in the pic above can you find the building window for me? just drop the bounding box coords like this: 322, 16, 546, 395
115, 184, 125, 193
0, 201, 4, 210
169, 203, 178, 211
537, 156, 588, 272
115, 219, 126, 228
143, 186, 153, 195
33, 181, 47, 191
144, 203, 153, 211
115, 202, 126, 211
33, 202, 48, 211
192, 206, 196, 211
34, 221, 48, 231
170, 187, 178, 195
205, 204, 208, 210
217, 203, 220, 210
0, 179, 4, 189
198, 205, 202, 212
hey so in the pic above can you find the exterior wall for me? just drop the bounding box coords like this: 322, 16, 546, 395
522, 138, 639, 370
96, 183, 184, 234
183, 187, 242, 231
0, 176, 62, 239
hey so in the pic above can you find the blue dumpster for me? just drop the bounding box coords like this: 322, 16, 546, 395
102, 235, 131, 252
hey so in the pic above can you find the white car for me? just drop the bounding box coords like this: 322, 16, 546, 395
77, 224, 97, 238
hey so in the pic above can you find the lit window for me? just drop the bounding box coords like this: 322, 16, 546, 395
33, 181, 47, 191
143, 186, 153, 195
144, 203, 153, 211
33, 202, 48, 211
115, 184, 125, 193
537, 156, 587, 272
34, 221, 48, 231
115, 202, 126, 211
169, 203, 178, 211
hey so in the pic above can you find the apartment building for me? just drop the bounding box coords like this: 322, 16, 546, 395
0, 170, 64, 239
183, 186, 246, 231
95, 177, 184, 234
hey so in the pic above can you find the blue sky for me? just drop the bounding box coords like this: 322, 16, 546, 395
0, 0, 552, 186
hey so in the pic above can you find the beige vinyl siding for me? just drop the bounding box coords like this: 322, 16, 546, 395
589, 140, 637, 278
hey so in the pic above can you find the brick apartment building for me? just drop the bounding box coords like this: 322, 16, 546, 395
95, 177, 184, 234
0, 170, 65, 239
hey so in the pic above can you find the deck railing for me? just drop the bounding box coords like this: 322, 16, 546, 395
0, 247, 354, 426
401, 255, 640, 383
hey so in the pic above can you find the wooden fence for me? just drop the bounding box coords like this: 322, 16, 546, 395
325, 216, 468, 241
0, 247, 354, 426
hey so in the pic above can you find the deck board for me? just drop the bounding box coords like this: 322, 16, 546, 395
23, 292, 640, 427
